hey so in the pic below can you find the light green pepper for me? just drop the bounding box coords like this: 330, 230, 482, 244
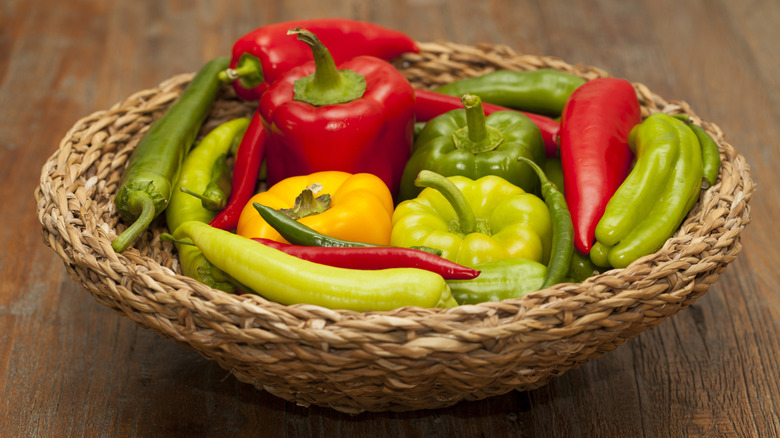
391, 171, 552, 267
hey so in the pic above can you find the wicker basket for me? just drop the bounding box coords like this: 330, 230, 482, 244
35, 41, 754, 414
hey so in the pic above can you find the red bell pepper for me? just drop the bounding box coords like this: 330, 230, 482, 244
413, 88, 562, 157
559, 77, 641, 254
222, 18, 419, 100
209, 109, 267, 231
258, 28, 416, 196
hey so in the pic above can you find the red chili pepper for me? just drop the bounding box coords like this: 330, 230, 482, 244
252, 238, 481, 280
223, 18, 419, 100
559, 77, 641, 254
259, 29, 415, 196
209, 109, 267, 230
413, 89, 561, 158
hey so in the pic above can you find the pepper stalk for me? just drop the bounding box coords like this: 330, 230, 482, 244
288, 28, 367, 106
413, 170, 480, 235
452, 94, 504, 153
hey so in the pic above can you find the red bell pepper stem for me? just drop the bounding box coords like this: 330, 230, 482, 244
413, 88, 561, 157
209, 109, 266, 230
252, 238, 481, 280
559, 77, 641, 254
287, 28, 367, 106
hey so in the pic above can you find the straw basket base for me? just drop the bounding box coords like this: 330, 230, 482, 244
35, 41, 753, 413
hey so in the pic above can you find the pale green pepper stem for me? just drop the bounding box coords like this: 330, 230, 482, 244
288, 28, 366, 106
452, 94, 504, 153
414, 170, 477, 235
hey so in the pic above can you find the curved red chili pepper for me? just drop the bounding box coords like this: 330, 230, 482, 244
413, 89, 561, 158
226, 18, 419, 100
209, 109, 266, 230
252, 238, 481, 280
559, 77, 641, 254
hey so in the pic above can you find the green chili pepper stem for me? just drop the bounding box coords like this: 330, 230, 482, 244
517, 157, 574, 289
452, 94, 504, 153
179, 187, 223, 211
111, 191, 156, 252
413, 170, 478, 235
218, 53, 264, 88
289, 28, 366, 106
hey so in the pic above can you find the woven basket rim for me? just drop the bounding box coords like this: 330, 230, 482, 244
34, 40, 754, 413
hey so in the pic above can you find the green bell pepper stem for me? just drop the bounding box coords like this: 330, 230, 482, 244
289, 28, 366, 106
413, 170, 478, 235
452, 94, 504, 153
517, 157, 574, 289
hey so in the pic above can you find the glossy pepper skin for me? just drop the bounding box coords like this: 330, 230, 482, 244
259, 29, 415, 196
398, 94, 545, 202
237, 171, 394, 246
392, 171, 552, 267
559, 77, 641, 254
172, 221, 458, 311
166, 118, 250, 293
433, 69, 586, 117
591, 113, 702, 268
223, 18, 419, 100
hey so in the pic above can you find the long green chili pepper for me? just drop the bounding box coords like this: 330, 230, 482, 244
166, 118, 249, 292
253, 202, 376, 248
517, 157, 574, 289
112, 57, 230, 253
433, 69, 586, 117
673, 114, 721, 187
171, 221, 458, 311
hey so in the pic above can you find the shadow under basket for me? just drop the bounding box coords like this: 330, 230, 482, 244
34, 41, 754, 414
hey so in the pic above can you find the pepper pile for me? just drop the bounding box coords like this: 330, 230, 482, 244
111, 19, 721, 312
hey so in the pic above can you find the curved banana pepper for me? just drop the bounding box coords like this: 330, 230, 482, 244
591, 113, 703, 268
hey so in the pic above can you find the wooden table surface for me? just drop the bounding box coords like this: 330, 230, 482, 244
3, 1, 778, 436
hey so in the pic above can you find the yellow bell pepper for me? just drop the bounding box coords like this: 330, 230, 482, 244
236, 171, 394, 245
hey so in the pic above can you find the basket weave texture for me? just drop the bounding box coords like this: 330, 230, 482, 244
35, 41, 754, 413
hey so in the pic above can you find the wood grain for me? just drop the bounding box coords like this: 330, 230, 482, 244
2, 0, 778, 436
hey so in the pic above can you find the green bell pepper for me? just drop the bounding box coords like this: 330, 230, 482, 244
397, 94, 545, 202
391, 170, 552, 267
